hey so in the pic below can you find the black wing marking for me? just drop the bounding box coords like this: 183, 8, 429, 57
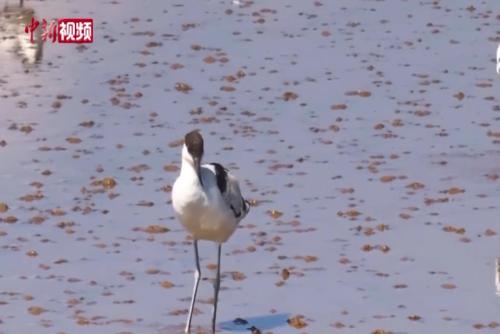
209, 162, 249, 219
232, 198, 249, 218
209, 162, 228, 195
230, 192, 251, 218
230, 204, 241, 218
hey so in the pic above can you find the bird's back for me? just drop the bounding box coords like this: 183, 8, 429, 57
202, 163, 249, 223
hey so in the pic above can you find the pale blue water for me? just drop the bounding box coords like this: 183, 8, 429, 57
0, 0, 499, 333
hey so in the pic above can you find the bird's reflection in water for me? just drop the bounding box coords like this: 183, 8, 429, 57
0, 0, 43, 68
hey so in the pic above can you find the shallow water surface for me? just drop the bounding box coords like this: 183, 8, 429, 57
0, 0, 499, 333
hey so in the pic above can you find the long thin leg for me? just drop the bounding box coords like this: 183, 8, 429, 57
212, 244, 222, 333
185, 240, 201, 333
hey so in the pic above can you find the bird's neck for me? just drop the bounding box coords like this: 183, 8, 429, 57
180, 158, 201, 184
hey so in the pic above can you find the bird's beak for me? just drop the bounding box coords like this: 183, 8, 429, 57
193, 157, 203, 185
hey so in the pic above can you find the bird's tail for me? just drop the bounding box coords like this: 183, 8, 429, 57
243, 199, 251, 216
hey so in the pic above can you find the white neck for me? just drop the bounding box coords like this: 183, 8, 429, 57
180, 145, 201, 182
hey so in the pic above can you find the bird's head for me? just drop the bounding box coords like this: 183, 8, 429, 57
183, 130, 204, 178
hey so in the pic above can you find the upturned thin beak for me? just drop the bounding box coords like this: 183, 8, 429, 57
193, 157, 203, 186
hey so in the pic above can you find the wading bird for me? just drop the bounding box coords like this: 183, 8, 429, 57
497, 44, 500, 74
172, 130, 250, 333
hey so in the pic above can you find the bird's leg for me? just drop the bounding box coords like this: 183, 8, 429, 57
212, 244, 222, 333
185, 240, 201, 333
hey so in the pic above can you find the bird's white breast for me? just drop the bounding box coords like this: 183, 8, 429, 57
172, 173, 238, 243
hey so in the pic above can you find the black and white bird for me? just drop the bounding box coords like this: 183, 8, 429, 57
497, 44, 500, 74
172, 130, 250, 333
